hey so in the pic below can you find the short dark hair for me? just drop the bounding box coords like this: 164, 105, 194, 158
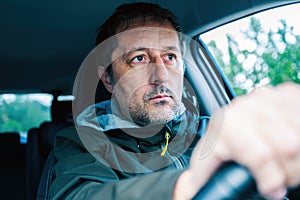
96, 2, 182, 45
95, 2, 184, 84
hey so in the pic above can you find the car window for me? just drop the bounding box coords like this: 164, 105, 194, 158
200, 3, 300, 96
0, 93, 52, 143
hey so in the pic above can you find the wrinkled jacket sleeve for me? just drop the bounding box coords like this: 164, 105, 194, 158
49, 127, 184, 200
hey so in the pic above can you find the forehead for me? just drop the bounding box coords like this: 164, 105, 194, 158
114, 26, 180, 53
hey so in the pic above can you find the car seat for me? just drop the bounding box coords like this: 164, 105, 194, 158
0, 132, 26, 200
26, 96, 73, 200
36, 80, 110, 200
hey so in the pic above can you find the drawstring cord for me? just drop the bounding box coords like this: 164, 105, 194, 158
160, 131, 170, 156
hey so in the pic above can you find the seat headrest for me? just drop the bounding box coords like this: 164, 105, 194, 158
51, 100, 73, 123
0, 132, 21, 164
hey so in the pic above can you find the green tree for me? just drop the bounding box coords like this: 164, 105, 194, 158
0, 94, 51, 133
207, 17, 300, 96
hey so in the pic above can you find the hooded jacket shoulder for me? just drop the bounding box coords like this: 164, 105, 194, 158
50, 126, 185, 200
50, 99, 200, 199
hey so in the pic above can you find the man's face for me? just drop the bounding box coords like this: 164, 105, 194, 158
105, 24, 184, 126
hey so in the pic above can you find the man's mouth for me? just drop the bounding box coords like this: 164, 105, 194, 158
148, 93, 172, 101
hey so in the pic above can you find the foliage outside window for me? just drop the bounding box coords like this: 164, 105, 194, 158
201, 4, 300, 96
0, 94, 52, 139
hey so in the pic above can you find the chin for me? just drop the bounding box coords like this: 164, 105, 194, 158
149, 110, 176, 123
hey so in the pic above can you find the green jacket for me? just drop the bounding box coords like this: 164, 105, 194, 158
50, 100, 200, 200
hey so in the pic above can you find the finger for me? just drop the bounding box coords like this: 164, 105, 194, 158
284, 153, 300, 187
265, 83, 300, 188
274, 83, 300, 137
222, 124, 287, 199
219, 99, 288, 199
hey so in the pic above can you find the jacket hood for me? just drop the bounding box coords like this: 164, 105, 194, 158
74, 99, 200, 173
76, 99, 200, 157
76, 99, 187, 132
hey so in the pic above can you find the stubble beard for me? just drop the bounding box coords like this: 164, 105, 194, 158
128, 85, 181, 127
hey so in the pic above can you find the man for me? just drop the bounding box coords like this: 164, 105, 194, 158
50, 2, 300, 199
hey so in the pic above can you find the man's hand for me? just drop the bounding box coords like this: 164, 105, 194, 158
174, 82, 300, 200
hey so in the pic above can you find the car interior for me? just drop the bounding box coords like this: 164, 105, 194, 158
1, 0, 300, 199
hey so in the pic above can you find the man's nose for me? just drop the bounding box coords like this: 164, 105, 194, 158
149, 56, 168, 85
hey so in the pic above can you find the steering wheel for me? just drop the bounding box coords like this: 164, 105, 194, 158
192, 162, 256, 200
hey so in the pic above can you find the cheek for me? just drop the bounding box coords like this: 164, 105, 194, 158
129, 85, 151, 103
113, 78, 149, 107
112, 81, 131, 106
169, 76, 184, 100
112, 68, 150, 101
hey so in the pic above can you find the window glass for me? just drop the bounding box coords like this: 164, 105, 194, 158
200, 3, 300, 96
0, 94, 52, 143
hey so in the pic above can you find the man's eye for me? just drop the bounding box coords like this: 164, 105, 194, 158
131, 55, 146, 63
164, 54, 176, 62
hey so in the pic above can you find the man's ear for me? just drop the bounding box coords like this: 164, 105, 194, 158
98, 66, 113, 93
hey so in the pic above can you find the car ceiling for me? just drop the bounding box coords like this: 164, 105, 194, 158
0, 0, 298, 95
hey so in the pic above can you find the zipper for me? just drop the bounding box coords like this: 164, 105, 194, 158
160, 131, 170, 156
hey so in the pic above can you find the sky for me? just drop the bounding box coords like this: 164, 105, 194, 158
201, 3, 300, 54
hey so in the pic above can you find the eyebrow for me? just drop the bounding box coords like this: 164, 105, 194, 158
125, 46, 180, 56
121, 47, 147, 60
127, 47, 147, 54
163, 46, 180, 52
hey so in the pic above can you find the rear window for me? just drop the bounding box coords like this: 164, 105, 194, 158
0, 94, 52, 143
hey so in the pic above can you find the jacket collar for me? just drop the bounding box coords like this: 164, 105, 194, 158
76, 99, 199, 154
